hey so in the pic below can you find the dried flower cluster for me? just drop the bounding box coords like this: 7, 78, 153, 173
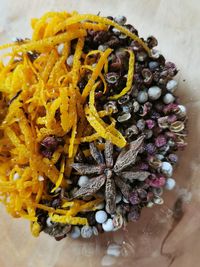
0, 12, 187, 241
36, 15, 187, 240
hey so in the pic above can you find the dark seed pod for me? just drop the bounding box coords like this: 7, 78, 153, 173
105, 72, 120, 84
147, 36, 158, 48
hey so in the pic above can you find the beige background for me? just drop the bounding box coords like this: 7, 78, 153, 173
0, 0, 200, 266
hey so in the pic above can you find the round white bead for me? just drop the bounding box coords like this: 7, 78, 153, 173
178, 105, 187, 117
137, 91, 148, 103
148, 86, 162, 100
70, 226, 81, 239
78, 175, 89, 187
13, 172, 20, 181
153, 197, 164, 205
57, 43, 64, 55
81, 225, 93, 238
95, 210, 108, 224
163, 93, 175, 104
165, 178, 176, 190
38, 175, 44, 182
102, 219, 114, 232
66, 55, 74, 67
161, 161, 173, 177
107, 243, 121, 257
166, 80, 178, 93
101, 255, 117, 266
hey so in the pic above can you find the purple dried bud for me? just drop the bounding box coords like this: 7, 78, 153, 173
137, 162, 149, 171
163, 103, 179, 114
155, 135, 167, 147
148, 176, 166, 188
129, 191, 140, 205
147, 191, 154, 201
146, 119, 155, 129
168, 153, 178, 163
164, 61, 178, 77
137, 188, 147, 199
151, 111, 160, 119
167, 114, 177, 123
128, 206, 141, 222
165, 131, 176, 139
41, 136, 58, 150
145, 143, 156, 154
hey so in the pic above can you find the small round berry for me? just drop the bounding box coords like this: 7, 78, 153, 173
81, 225, 93, 238
78, 175, 89, 187
163, 93, 175, 104
95, 210, 108, 224
148, 86, 162, 100
102, 219, 114, 232
165, 178, 176, 190
177, 105, 187, 117
166, 80, 178, 93
114, 16, 127, 25
66, 55, 74, 67
70, 226, 81, 239
137, 91, 148, 103
161, 161, 173, 177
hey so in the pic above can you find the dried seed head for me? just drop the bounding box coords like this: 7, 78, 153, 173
118, 95, 130, 105
169, 121, 185, 132
129, 191, 140, 205
112, 213, 124, 231
132, 101, 140, 112
147, 36, 158, 48
157, 116, 169, 129
176, 105, 187, 118
148, 61, 159, 70
104, 101, 118, 113
117, 112, 131, 122
148, 156, 162, 169
146, 119, 155, 129
142, 68, 153, 85
148, 176, 166, 188
125, 125, 139, 138
105, 72, 120, 84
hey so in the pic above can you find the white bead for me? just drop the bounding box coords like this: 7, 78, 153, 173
38, 175, 44, 182
66, 55, 74, 67
165, 178, 176, 190
163, 93, 175, 104
81, 225, 93, 238
13, 172, 20, 181
95, 210, 108, 224
137, 91, 148, 103
161, 161, 173, 177
46, 217, 53, 227
115, 193, 122, 204
178, 105, 187, 117
57, 43, 64, 55
148, 86, 162, 100
107, 243, 121, 257
166, 80, 178, 93
70, 226, 81, 239
78, 176, 89, 187
101, 255, 117, 266
102, 219, 114, 232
